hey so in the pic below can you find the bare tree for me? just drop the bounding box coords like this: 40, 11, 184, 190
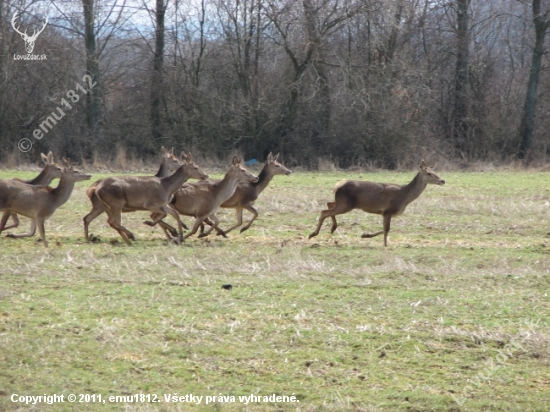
266, 0, 366, 160
151, 0, 166, 142
453, 0, 470, 157
518, 0, 550, 161
82, 0, 101, 134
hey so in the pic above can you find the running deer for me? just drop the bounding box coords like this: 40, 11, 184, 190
83, 147, 184, 241
94, 155, 208, 245
214, 152, 291, 234
0, 152, 63, 233
0, 159, 91, 247
147, 156, 258, 240
189, 152, 291, 237
308, 160, 445, 246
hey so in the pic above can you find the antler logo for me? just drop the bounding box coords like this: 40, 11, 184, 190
12, 12, 48, 54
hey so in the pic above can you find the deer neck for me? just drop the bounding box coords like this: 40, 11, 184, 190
252, 165, 273, 194
402, 172, 427, 206
162, 166, 189, 194
52, 175, 77, 208
25, 167, 53, 185
154, 158, 171, 178
216, 169, 241, 201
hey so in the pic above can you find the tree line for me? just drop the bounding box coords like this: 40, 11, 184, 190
1, 0, 549, 168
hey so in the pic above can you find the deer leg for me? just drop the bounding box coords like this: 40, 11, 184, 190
146, 205, 183, 243
199, 215, 217, 237
159, 220, 179, 238
0, 211, 13, 233
37, 219, 48, 247
222, 208, 244, 234
199, 215, 226, 238
209, 216, 227, 237
113, 212, 136, 241
361, 214, 391, 246
184, 216, 209, 240
83, 199, 106, 241
1, 211, 21, 232
105, 209, 132, 245
145, 213, 173, 241
199, 220, 209, 235
326, 202, 338, 233
240, 205, 259, 233
309, 201, 352, 239
146, 212, 181, 239
6, 218, 37, 239
163, 206, 184, 243
383, 214, 391, 247
96, 191, 135, 244
199, 216, 227, 238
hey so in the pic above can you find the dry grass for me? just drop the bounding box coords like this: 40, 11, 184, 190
0, 169, 549, 411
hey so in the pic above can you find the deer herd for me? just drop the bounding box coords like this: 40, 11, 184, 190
0, 148, 446, 248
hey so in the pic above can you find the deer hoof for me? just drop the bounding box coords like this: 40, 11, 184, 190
308, 233, 316, 239
5, 233, 15, 238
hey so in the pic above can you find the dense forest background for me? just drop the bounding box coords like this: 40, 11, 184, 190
0, 0, 549, 169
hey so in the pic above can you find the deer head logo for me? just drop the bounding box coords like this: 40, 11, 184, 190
12, 12, 48, 54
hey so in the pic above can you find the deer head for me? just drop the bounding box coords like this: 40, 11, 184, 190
12, 12, 48, 54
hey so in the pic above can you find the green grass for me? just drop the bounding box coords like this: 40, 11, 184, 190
0, 169, 549, 411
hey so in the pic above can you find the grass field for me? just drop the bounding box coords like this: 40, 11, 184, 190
0, 167, 549, 411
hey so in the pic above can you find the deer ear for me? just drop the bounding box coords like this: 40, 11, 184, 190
419, 160, 426, 170
48, 152, 54, 164
274, 153, 280, 162
187, 153, 193, 162
161, 146, 167, 155
170, 147, 174, 155
232, 156, 240, 166
41, 153, 48, 164
180, 152, 188, 161
267, 152, 273, 162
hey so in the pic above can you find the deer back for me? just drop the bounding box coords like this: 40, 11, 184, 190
96, 176, 168, 209
335, 180, 406, 215
0, 180, 60, 219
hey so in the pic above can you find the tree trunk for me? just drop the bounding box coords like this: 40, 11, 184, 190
453, 0, 470, 157
151, 0, 166, 142
386, 0, 404, 63
303, 0, 330, 150
518, 0, 549, 161
82, 0, 100, 135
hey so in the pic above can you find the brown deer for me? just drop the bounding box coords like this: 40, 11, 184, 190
83, 147, 184, 241
0, 159, 91, 247
213, 152, 291, 234
179, 152, 291, 238
308, 160, 445, 246
0, 152, 63, 233
94, 155, 208, 245
147, 156, 258, 240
